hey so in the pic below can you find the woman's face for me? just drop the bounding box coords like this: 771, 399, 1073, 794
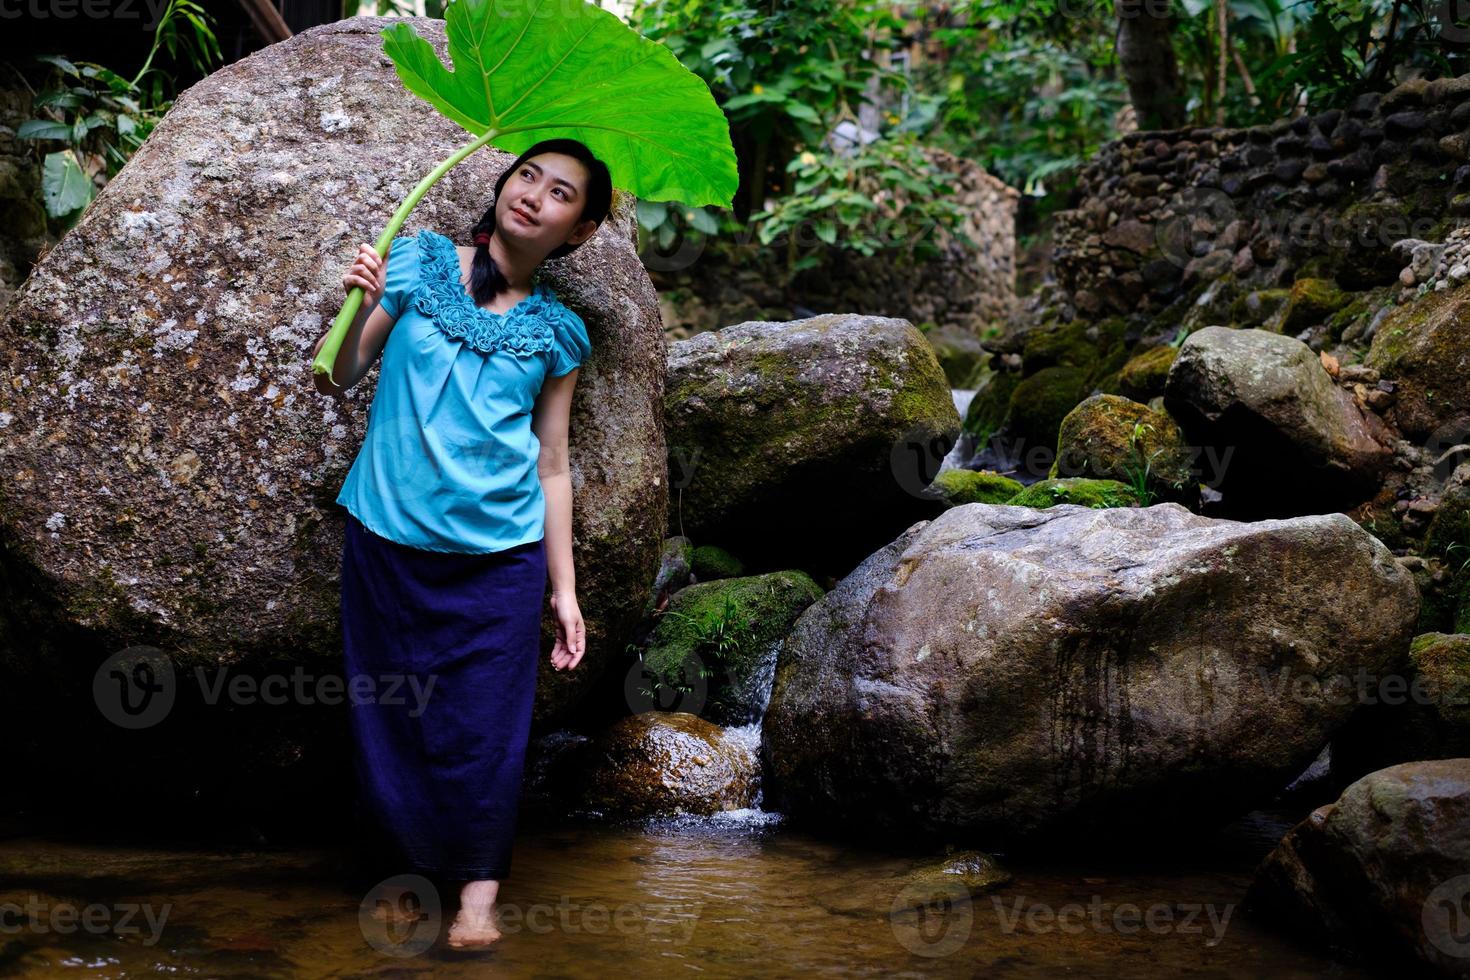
496, 152, 599, 255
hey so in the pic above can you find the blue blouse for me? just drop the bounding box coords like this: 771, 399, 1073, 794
335, 229, 592, 554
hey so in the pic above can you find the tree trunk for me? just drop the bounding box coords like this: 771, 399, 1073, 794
1114, 0, 1187, 131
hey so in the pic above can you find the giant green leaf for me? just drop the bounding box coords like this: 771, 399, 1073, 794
312, 0, 738, 385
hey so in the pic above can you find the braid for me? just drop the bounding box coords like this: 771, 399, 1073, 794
467, 223, 512, 307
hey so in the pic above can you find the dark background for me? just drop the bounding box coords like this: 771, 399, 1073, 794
2, 0, 344, 86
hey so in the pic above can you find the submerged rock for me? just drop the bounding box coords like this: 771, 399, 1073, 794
761, 502, 1419, 850
1248, 759, 1470, 977
578, 711, 759, 819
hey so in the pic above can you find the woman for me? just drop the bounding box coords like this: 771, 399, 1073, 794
311, 137, 613, 948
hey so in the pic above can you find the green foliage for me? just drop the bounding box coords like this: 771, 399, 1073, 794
315, 0, 739, 384
627, 0, 972, 272
926, 0, 1127, 212
17, 0, 222, 225
749, 132, 980, 276
1119, 420, 1161, 506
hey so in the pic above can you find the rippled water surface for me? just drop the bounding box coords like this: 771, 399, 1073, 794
0, 807, 1377, 979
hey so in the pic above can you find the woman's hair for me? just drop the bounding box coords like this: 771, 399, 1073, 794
466, 138, 613, 306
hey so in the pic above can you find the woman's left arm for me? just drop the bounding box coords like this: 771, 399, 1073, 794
532, 369, 586, 671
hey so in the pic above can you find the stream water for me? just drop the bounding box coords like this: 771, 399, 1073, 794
0, 803, 1377, 978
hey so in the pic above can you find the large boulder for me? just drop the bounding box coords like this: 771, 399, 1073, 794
1248, 759, 1470, 977
1163, 326, 1392, 518
760, 502, 1419, 849
665, 314, 959, 579
1365, 282, 1470, 442
0, 18, 665, 818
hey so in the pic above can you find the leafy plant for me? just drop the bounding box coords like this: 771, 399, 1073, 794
660, 595, 757, 667
311, 0, 739, 386
1119, 420, 1161, 506
748, 131, 981, 279
16, 0, 222, 224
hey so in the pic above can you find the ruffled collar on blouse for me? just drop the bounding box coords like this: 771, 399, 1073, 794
413, 228, 562, 356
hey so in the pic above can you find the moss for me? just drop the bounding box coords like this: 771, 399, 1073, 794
962, 369, 1019, 439
1266, 277, 1351, 334
931, 469, 1025, 505
1229, 288, 1291, 329
1005, 477, 1143, 510
1005, 365, 1091, 451
1409, 632, 1470, 729
1051, 394, 1197, 506
1116, 346, 1178, 401
1426, 487, 1470, 560
1022, 317, 1128, 377
1363, 283, 1470, 439
1331, 199, 1411, 289
691, 545, 744, 581
642, 570, 825, 717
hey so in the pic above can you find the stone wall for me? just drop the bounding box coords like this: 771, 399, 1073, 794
655, 144, 1018, 338
1052, 75, 1470, 321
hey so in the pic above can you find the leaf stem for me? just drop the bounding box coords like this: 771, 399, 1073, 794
311, 125, 506, 386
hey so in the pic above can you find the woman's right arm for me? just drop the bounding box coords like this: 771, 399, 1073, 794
312, 242, 397, 396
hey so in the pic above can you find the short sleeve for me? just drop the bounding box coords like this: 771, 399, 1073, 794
375, 234, 420, 321
548, 303, 592, 377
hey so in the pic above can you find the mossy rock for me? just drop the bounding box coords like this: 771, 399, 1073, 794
1004, 478, 1143, 510
930, 469, 1025, 506
1331, 200, 1412, 289
1265, 278, 1351, 335
1456, 571, 1470, 634
642, 570, 825, 725
1004, 365, 1092, 456
1049, 394, 1198, 507
1426, 487, 1470, 561
962, 369, 1019, 440
1230, 288, 1291, 329
1021, 316, 1130, 375
691, 545, 744, 582
1365, 283, 1470, 440
1117, 346, 1179, 402
1409, 633, 1470, 730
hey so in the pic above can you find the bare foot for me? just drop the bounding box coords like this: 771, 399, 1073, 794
447, 879, 502, 948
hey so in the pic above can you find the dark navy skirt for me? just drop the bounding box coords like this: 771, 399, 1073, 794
340, 512, 547, 883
